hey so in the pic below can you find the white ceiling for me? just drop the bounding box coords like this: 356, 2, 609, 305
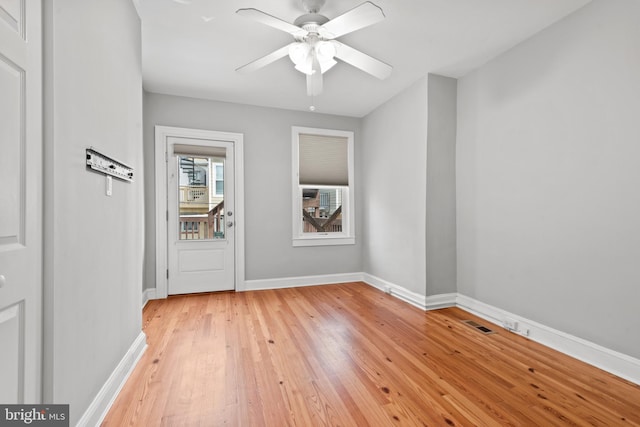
135, 0, 591, 117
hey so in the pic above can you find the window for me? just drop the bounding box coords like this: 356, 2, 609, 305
292, 126, 355, 246
175, 147, 227, 241
213, 162, 224, 196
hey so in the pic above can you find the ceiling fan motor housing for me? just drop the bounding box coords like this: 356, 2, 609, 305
294, 13, 330, 32
301, 0, 326, 14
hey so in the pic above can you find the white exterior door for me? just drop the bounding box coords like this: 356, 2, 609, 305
167, 136, 236, 294
0, 0, 43, 403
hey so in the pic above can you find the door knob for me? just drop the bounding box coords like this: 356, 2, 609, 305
227, 221, 234, 228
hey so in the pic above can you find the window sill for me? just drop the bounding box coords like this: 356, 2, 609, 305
292, 236, 355, 247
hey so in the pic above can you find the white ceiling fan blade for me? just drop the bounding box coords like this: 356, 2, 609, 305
334, 42, 392, 80
236, 8, 308, 38
306, 51, 323, 96
319, 1, 385, 39
236, 43, 295, 73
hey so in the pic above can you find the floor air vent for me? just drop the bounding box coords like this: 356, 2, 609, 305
462, 320, 496, 335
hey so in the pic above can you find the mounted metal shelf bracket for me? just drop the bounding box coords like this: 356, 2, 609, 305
86, 148, 134, 182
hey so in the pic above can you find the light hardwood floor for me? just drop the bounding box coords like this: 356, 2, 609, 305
103, 282, 640, 426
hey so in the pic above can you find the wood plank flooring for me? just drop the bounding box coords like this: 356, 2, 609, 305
102, 282, 640, 426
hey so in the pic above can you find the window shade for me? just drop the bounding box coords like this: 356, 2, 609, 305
173, 143, 226, 158
298, 133, 348, 186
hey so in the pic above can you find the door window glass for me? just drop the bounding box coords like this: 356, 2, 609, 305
178, 155, 225, 240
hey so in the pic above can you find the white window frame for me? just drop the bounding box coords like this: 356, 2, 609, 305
292, 126, 355, 247
213, 162, 224, 197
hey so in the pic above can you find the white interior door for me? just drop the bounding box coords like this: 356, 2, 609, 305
0, 0, 43, 403
167, 136, 235, 294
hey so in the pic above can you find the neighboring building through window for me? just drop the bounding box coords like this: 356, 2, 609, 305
177, 154, 226, 240
292, 126, 355, 246
213, 162, 224, 196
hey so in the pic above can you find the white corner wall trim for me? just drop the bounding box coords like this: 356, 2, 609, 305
244, 272, 364, 291
363, 273, 424, 309
362, 273, 457, 311
76, 332, 147, 427
456, 294, 640, 386
142, 288, 157, 308
244, 272, 460, 310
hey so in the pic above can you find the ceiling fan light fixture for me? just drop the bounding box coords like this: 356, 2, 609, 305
294, 54, 336, 75
316, 40, 336, 62
318, 57, 337, 73
288, 42, 310, 66
289, 41, 336, 75
295, 60, 314, 75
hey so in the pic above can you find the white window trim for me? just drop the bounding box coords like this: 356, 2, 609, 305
292, 126, 355, 247
213, 162, 224, 197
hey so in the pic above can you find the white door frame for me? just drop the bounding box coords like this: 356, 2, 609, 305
154, 126, 245, 298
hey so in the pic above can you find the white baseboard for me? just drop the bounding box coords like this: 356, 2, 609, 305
361, 277, 640, 385
76, 332, 147, 427
243, 272, 364, 291
138, 275, 640, 386
456, 294, 640, 386
242, 272, 458, 310
142, 288, 156, 308
362, 273, 457, 311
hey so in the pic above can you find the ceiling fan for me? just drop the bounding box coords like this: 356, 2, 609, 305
236, 0, 392, 97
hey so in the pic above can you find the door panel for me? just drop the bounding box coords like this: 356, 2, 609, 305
179, 248, 225, 272
0, 48, 23, 244
0, 303, 22, 403
167, 137, 235, 294
0, 0, 42, 403
0, 0, 23, 34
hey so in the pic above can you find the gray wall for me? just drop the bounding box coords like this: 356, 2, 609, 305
43, 0, 143, 423
143, 92, 362, 290
456, 0, 640, 358
361, 77, 429, 295
360, 75, 457, 298
426, 75, 457, 296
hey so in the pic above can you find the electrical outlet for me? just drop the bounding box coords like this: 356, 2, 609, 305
503, 318, 518, 331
